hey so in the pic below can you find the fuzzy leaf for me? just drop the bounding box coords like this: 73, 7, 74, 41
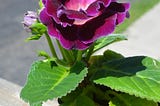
92, 56, 160, 102
20, 60, 88, 106
94, 34, 127, 52
109, 93, 158, 106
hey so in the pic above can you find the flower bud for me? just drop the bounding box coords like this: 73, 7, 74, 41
22, 11, 38, 32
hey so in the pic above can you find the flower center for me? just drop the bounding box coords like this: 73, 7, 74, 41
65, 0, 97, 11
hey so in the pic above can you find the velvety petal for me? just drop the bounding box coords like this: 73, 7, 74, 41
59, 35, 90, 50
42, 0, 46, 5
80, 15, 117, 44
107, 2, 130, 13
39, 8, 52, 25
111, 0, 117, 2
122, 2, 130, 11
75, 40, 90, 50
92, 15, 116, 42
58, 9, 93, 25
57, 10, 74, 27
47, 24, 59, 38
116, 12, 127, 25
59, 35, 75, 49
40, 9, 59, 38
86, 0, 111, 16
46, 0, 61, 23
115, 3, 130, 24
65, 0, 96, 11
58, 9, 88, 20
55, 23, 78, 41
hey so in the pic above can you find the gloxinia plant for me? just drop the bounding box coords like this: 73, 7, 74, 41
20, 0, 160, 106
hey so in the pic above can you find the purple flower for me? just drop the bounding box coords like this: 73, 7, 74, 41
22, 11, 38, 32
40, 0, 130, 50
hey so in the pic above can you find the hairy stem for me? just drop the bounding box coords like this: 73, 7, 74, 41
85, 44, 95, 62
76, 50, 83, 62
56, 40, 74, 64
45, 33, 58, 59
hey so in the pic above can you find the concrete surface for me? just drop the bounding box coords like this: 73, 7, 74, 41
96, 2, 160, 59
0, 78, 58, 106
0, 0, 50, 86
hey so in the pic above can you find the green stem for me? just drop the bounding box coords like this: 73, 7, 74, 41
107, 90, 131, 106
85, 44, 95, 61
76, 50, 83, 61
68, 50, 75, 62
56, 40, 74, 64
45, 33, 58, 59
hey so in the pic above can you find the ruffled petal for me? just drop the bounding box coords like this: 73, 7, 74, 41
59, 36, 90, 50
39, 8, 52, 25
46, 0, 61, 23
86, 0, 111, 16
40, 8, 59, 38
55, 24, 78, 41
59, 35, 75, 49
57, 9, 89, 25
65, 0, 96, 11
47, 24, 59, 38
92, 15, 116, 42
42, 0, 46, 5
114, 2, 130, 24
75, 40, 90, 50
79, 14, 117, 44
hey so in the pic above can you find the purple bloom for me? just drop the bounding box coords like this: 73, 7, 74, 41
40, 0, 130, 50
22, 11, 38, 32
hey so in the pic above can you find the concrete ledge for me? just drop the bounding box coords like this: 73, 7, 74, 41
0, 78, 58, 106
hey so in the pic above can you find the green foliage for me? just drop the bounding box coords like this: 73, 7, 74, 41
26, 23, 47, 41
89, 50, 124, 70
94, 34, 127, 52
60, 85, 98, 106
37, 50, 51, 59
109, 93, 158, 106
60, 95, 96, 106
92, 56, 160, 102
20, 60, 88, 106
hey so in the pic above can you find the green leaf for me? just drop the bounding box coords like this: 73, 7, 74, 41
109, 93, 158, 106
60, 95, 96, 106
26, 35, 42, 41
20, 60, 88, 106
88, 50, 124, 77
37, 50, 51, 59
94, 34, 127, 52
89, 50, 124, 66
26, 23, 47, 41
92, 56, 160, 102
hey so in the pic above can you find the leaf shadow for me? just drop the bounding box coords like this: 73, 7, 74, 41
91, 56, 147, 80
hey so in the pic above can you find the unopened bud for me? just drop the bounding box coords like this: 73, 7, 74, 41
22, 11, 38, 32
